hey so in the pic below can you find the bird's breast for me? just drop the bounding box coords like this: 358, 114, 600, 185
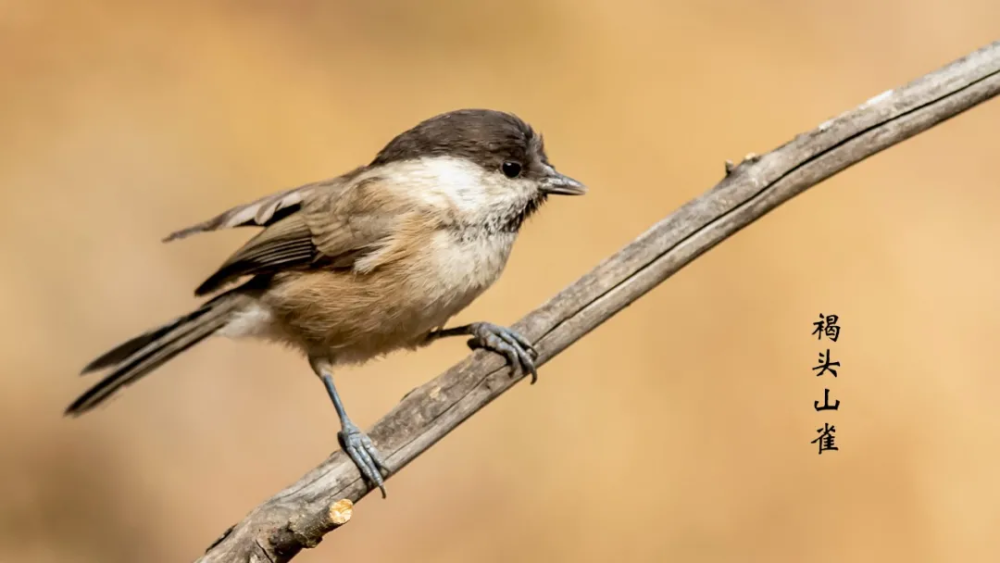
413, 228, 516, 312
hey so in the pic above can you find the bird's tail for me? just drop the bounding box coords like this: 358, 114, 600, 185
66, 290, 251, 416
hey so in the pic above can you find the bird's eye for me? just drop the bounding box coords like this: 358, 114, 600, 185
502, 161, 522, 179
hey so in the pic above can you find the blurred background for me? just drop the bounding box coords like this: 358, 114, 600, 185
3, 1, 1000, 561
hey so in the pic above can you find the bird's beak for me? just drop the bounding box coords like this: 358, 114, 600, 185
540, 166, 587, 196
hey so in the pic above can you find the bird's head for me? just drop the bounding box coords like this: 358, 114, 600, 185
370, 109, 585, 231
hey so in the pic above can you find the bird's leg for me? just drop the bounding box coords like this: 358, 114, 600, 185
428, 322, 539, 384
310, 358, 389, 498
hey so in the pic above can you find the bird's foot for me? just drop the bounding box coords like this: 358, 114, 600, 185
338, 421, 389, 498
465, 322, 539, 384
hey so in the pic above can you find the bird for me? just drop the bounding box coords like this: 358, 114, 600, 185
66, 108, 587, 497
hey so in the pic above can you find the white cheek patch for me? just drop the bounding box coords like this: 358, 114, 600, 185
418, 157, 538, 220
416, 157, 493, 213
359, 157, 485, 212
361, 156, 537, 224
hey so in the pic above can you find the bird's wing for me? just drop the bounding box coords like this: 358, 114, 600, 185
192, 175, 422, 296
161, 168, 365, 243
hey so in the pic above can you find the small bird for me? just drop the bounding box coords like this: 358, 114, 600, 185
67, 108, 586, 497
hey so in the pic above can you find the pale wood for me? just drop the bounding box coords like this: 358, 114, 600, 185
197, 40, 1000, 562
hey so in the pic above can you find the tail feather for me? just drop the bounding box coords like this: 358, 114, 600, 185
80, 307, 212, 374
67, 293, 246, 416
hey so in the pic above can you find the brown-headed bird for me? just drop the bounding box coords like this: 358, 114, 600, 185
68, 109, 586, 497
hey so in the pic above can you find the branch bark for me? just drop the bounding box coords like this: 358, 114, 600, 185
198, 40, 1000, 562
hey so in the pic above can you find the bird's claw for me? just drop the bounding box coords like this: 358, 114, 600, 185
338, 422, 389, 498
466, 322, 539, 384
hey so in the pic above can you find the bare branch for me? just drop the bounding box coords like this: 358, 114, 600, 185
198, 40, 1000, 562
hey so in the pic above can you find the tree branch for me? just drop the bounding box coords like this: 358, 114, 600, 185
197, 40, 1000, 562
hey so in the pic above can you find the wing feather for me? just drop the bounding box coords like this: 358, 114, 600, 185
192, 174, 411, 296
162, 168, 364, 242
194, 215, 317, 295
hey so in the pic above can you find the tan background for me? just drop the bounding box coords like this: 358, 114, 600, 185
3, 1, 1000, 561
